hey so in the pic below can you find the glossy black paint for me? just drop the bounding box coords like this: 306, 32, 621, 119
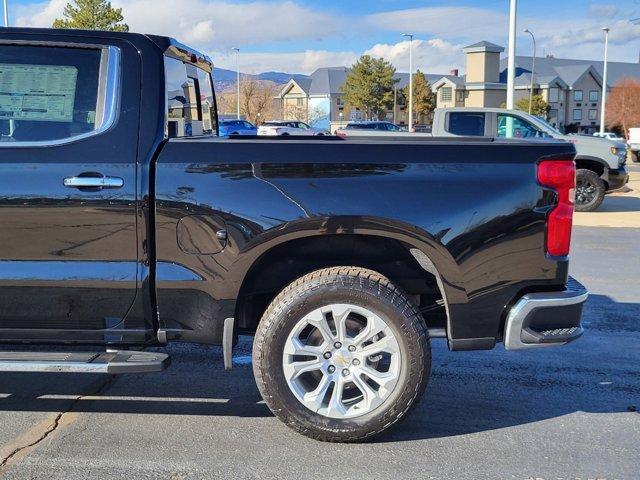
0, 28, 577, 350
155, 138, 575, 348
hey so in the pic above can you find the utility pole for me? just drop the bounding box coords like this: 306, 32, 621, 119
232, 47, 240, 120
600, 28, 610, 135
506, 0, 517, 110
402, 33, 414, 130
524, 29, 536, 115
393, 84, 397, 125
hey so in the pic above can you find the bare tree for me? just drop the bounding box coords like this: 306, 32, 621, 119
606, 77, 640, 138
217, 78, 281, 124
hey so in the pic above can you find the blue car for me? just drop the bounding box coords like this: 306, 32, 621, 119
218, 119, 257, 136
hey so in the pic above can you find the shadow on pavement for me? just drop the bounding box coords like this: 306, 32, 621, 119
0, 294, 637, 442
599, 194, 640, 212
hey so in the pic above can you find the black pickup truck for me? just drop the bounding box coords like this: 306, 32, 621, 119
0, 28, 588, 442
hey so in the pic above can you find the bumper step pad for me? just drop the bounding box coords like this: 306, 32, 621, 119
504, 276, 588, 350
0, 350, 170, 374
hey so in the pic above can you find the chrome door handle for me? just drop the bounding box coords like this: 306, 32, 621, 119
63, 176, 124, 189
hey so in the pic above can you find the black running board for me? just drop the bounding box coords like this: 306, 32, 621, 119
0, 350, 170, 374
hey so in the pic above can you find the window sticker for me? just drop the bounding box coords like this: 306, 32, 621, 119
0, 64, 78, 122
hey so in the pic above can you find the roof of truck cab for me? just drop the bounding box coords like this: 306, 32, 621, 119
0, 27, 211, 69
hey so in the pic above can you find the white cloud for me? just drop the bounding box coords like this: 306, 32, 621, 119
14, 0, 345, 50
365, 38, 464, 74
589, 4, 619, 18
367, 6, 507, 41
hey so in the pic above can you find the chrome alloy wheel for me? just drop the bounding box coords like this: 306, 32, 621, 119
282, 304, 402, 419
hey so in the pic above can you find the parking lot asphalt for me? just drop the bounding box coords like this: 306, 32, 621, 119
1, 168, 638, 480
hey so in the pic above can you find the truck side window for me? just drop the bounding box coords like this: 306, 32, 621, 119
165, 56, 216, 138
0, 45, 106, 144
447, 112, 485, 136
497, 114, 540, 139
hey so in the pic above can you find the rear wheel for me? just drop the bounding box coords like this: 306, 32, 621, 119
575, 169, 605, 212
253, 267, 431, 442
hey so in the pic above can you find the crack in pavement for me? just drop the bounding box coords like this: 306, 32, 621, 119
0, 375, 116, 472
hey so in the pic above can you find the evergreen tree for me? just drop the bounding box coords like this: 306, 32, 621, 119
516, 94, 551, 118
403, 70, 436, 121
53, 0, 129, 32
342, 55, 397, 120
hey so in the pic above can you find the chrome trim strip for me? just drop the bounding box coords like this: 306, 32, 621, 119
0, 42, 121, 148
504, 289, 589, 350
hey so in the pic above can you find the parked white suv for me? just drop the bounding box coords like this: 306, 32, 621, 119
258, 121, 328, 136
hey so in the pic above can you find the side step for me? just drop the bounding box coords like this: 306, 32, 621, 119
0, 350, 170, 374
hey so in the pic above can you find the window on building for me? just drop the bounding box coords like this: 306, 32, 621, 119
588, 109, 598, 121
166, 57, 216, 138
549, 88, 559, 103
440, 87, 452, 102
447, 112, 485, 136
549, 109, 558, 122
296, 98, 304, 107
336, 96, 344, 107
455, 90, 465, 102
589, 90, 598, 102
573, 90, 583, 102
573, 109, 583, 121
0, 44, 105, 144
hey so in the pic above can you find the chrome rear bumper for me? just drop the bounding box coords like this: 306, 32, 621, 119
504, 277, 589, 350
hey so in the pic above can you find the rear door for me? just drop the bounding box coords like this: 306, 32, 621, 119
0, 35, 144, 342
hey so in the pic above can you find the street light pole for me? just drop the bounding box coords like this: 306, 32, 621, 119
524, 29, 536, 115
506, 0, 517, 109
600, 28, 610, 135
232, 47, 240, 120
402, 33, 414, 130
3, 0, 9, 27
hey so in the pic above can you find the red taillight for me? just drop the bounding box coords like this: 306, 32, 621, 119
537, 160, 575, 257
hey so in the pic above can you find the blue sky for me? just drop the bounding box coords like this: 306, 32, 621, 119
8, 0, 640, 74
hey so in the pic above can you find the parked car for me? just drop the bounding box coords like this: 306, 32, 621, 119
0, 28, 588, 443
413, 124, 432, 133
336, 121, 414, 137
258, 121, 327, 136
628, 128, 640, 163
219, 119, 257, 136
431, 108, 629, 212
593, 132, 624, 141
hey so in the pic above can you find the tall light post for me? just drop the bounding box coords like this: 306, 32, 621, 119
232, 47, 240, 120
524, 29, 536, 115
600, 28, 610, 135
402, 33, 414, 130
506, 0, 517, 110
3, 0, 9, 27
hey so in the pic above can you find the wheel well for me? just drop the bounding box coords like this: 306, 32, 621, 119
575, 158, 606, 177
235, 235, 446, 334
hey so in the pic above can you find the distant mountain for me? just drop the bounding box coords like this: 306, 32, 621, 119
212, 67, 309, 91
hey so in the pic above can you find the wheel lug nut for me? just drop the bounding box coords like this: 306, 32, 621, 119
348, 345, 356, 352
352, 359, 360, 366
327, 365, 336, 374
334, 342, 342, 349
342, 368, 350, 377
323, 352, 332, 359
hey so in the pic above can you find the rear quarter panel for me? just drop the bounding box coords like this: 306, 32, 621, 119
154, 138, 574, 347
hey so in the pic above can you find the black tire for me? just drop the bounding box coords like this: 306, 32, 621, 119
252, 267, 431, 442
575, 169, 606, 212
632, 152, 639, 163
